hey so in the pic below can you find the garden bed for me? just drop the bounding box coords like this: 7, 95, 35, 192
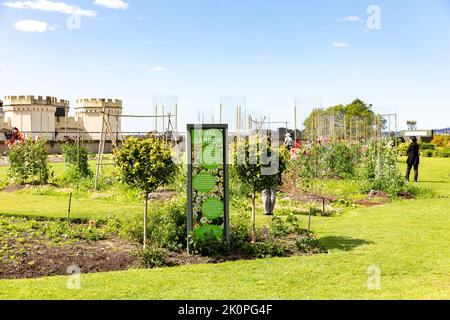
0, 215, 138, 279
0, 237, 137, 280
0, 213, 326, 280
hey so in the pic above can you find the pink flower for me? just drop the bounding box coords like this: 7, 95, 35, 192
361, 145, 368, 154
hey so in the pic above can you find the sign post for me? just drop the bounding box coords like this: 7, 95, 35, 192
186, 124, 229, 254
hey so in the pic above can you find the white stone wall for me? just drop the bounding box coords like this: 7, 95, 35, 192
4, 106, 57, 140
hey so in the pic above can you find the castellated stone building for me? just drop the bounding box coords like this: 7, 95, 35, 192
0, 96, 122, 141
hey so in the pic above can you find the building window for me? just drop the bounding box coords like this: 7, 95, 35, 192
55, 107, 66, 117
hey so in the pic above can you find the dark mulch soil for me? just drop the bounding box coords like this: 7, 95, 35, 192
1, 231, 324, 280
398, 192, 415, 199
0, 237, 138, 280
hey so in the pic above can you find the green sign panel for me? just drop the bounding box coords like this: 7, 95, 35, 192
187, 125, 229, 252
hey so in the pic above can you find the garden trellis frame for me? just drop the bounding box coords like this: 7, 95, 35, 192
380, 113, 399, 146
94, 106, 178, 190
248, 115, 289, 135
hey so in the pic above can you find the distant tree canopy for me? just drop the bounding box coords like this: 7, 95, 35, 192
407, 120, 418, 131
303, 99, 381, 140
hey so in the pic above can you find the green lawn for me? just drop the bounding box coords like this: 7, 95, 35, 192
0, 157, 449, 300
0, 192, 143, 221
0, 159, 142, 221
399, 156, 450, 197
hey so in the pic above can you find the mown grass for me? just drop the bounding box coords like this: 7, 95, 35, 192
0, 159, 150, 221
0, 157, 448, 299
0, 197, 448, 300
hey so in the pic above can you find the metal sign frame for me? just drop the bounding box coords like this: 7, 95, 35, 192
186, 124, 230, 254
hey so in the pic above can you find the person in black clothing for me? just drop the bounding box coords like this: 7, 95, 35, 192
405, 136, 420, 182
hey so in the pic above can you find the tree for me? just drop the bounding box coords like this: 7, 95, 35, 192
407, 120, 417, 131
115, 137, 177, 249
233, 136, 288, 242
303, 99, 377, 140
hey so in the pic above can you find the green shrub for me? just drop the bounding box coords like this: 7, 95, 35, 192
432, 135, 450, 148
289, 140, 362, 193
296, 235, 322, 253
269, 213, 302, 237
122, 197, 187, 251
322, 141, 359, 179
230, 212, 252, 248
7, 139, 50, 185
115, 137, 177, 194
190, 229, 227, 256
420, 142, 435, 150
148, 197, 186, 251
61, 141, 93, 182
397, 142, 409, 156
104, 217, 122, 234
137, 246, 173, 268
423, 149, 434, 158
357, 140, 406, 197
435, 148, 450, 158
242, 241, 287, 258
229, 165, 253, 198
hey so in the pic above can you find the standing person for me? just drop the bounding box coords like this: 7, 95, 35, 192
284, 132, 293, 151
405, 136, 420, 182
262, 136, 278, 216
262, 187, 277, 216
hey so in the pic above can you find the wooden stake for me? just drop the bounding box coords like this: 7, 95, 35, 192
143, 193, 148, 249
308, 207, 312, 233
67, 192, 72, 226
251, 186, 256, 244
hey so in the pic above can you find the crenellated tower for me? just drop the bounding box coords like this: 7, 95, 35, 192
75, 98, 123, 140
2, 95, 70, 139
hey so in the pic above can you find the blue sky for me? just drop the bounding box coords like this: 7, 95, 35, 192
1, 0, 449, 131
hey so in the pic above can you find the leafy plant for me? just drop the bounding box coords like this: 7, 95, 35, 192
357, 140, 406, 197
137, 246, 173, 268
121, 197, 186, 251
432, 134, 450, 148
62, 140, 93, 181
40, 221, 107, 242
296, 235, 322, 253
435, 148, 450, 158
190, 229, 227, 256
289, 139, 362, 193
397, 142, 410, 156
7, 139, 50, 185
423, 149, 434, 158
115, 137, 177, 248
270, 214, 302, 237
420, 142, 435, 150
242, 241, 287, 258
233, 136, 288, 242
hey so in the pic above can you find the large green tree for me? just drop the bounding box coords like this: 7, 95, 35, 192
303, 99, 377, 140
